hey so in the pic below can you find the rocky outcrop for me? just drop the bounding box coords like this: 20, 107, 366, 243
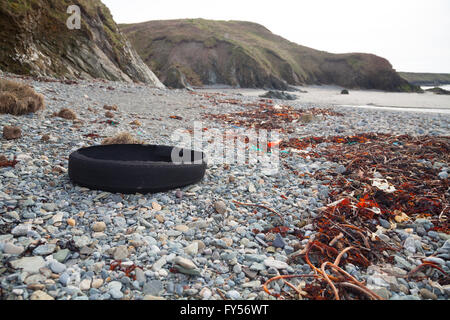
426, 87, 450, 95
399, 72, 450, 87
0, 0, 164, 88
260, 91, 298, 100
121, 19, 418, 92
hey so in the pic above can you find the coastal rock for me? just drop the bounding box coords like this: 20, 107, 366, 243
30, 290, 54, 300
33, 244, 56, 256
214, 201, 227, 214
122, 19, 417, 91
92, 221, 107, 232
3, 243, 25, 255
264, 258, 290, 270
173, 257, 197, 270
10, 256, 46, 274
11, 224, 32, 236
260, 91, 297, 100
49, 261, 66, 274
113, 245, 129, 260
143, 280, 164, 296
0, 0, 165, 87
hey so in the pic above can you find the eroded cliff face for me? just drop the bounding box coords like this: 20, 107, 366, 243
121, 19, 418, 92
0, 0, 164, 88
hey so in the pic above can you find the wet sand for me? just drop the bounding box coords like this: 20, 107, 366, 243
197, 85, 450, 114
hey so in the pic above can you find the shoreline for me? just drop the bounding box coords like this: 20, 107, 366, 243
0, 74, 449, 301
196, 85, 450, 113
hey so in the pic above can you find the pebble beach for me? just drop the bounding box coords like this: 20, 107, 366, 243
1, 73, 449, 301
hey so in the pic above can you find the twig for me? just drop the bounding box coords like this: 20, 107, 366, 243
232, 200, 284, 221
216, 288, 228, 300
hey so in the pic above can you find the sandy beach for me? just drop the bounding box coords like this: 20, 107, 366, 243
198, 85, 450, 113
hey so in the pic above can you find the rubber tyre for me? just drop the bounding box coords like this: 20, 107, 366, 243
68, 144, 207, 194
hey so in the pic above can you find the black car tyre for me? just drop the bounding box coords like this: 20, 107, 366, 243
68, 144, 207, 194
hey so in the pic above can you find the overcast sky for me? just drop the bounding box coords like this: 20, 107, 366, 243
102, 0, 450, 73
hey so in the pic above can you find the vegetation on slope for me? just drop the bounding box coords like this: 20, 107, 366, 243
399, 72, 450, 86
0, 0, 163, 86
121, 19, 419, 92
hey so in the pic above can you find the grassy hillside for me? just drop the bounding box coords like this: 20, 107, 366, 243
0, 0, 163, 86
399, 72, 450, 86
121, 19, 419, 92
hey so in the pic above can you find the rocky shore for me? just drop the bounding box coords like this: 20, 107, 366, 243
0, 73, 449, 300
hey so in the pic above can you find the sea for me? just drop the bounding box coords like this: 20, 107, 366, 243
421, 84, 450, 91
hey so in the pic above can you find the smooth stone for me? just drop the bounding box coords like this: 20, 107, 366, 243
109, 288, 123, 299
175, 225, 189, 233
107, 281, 122, 291
158, 269, 168, 277
403, 237, 416, 253
166, 230, 182, 237
11, 224, 32, 236
30, 290, 54, 300
33, 244, 56, 256
143, 295, 166, 300
3, 243, 25, 255
173, 265, 201, 276
173, 256, 196, 270
226, 290, 241, 300
200, 287, 212, 300
214, 201, 227, 214
6, 211, 20, 221
424, 257, 446, 266
10, 256, 46, 274
135, 268, 146, 284
242, 280, 261, 289
419, 288, 437, 300
244, 254, 267, 263
152, 256, 167, 272
184, 242, 199, 256
24, 274, 46, 285
59, 273, 70, 286
264, 258, 289, 270
73, 236, 92, 248
233, 264, 242, 274
49, 261, 66, 274
113, 245, 129, 260
249, 263, 266, 271
42, 203, 57, 212
91, 279, 104, 289
92, 221, 106, 232
50, 213, 63, 224
378, 218, 391, 229
272, 233, 286, 249
143, 280, 163, 296
80, 279, 92, 291
371, 287, 392, 299
394, 256, 414, 270
53, 249, 70, 263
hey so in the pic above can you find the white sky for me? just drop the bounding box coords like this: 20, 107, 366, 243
102, 0, 450, 73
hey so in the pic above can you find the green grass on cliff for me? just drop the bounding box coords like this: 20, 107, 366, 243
0, 0, 133, 79
399, 72, 450, 85
121, 18, 417, 91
